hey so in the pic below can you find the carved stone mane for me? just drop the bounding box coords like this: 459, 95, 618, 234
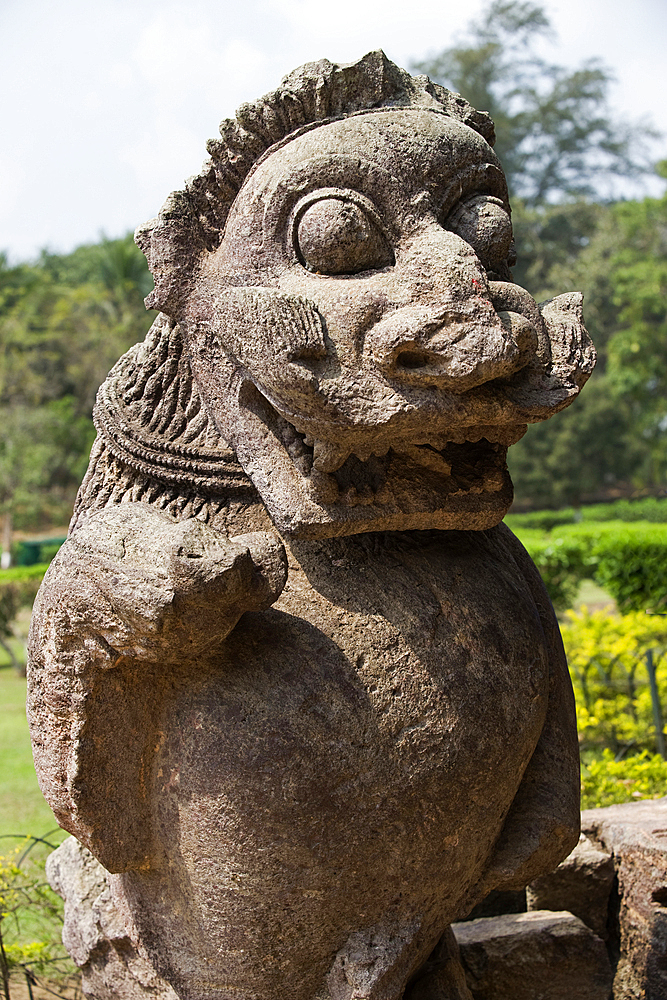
71, 315, 256, 531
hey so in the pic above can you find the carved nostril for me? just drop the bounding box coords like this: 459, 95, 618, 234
396, 350, 432, 370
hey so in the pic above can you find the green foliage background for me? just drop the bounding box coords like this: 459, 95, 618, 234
0, 3, 664, 527
0, 235, 155, 531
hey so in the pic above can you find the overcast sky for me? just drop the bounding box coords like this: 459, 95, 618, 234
2, 0, 666, 262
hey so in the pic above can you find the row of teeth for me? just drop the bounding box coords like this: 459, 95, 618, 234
302, 463, 506, 506
305, 435, 386, 473
283, 430, 517, 475
279, 426, 505, 504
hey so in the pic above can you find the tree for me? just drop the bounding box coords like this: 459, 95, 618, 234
507, 164, 667, 506
412, 1, 657, 204
507, 374, 644, 508
413, 2, 666, 508
0, 236, 154, 533
604, 164, 667, 484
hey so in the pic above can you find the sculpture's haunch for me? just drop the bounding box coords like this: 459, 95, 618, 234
27, 52, 594, 1000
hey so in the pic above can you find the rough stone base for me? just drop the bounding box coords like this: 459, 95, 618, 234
582, 796, 667, 1000
453, 910, 612, 1000
526, 833, 615, 939
50, 801, 667, 1000
46, 838, 177, 999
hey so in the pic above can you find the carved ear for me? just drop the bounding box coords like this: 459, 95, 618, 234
540, 292, 596, 391
501, 290, 596, 421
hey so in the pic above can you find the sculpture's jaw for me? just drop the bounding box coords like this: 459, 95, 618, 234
206, 376, 518, 537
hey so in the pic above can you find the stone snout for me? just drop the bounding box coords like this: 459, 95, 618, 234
364, 296, 539, 394
187, 232, 545, 443
358, 226, 540, 393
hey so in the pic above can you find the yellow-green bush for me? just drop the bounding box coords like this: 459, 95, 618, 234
562, 607, 667, 756
581, 750, 667, 809
0, 836, 76, 996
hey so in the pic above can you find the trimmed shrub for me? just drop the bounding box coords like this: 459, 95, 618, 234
506, 496, 667, 532
513, 521, 667, 613
582, 497, 667, 523
0, 564, 48, 672
592, 526, 667, 613
505, 508, 577, 532
514, 529, 591, 610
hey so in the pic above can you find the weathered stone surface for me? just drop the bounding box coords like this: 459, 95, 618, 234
453, 910, 613, 1000
583, 797, 667, 999
27, 51, 593, 1000
526, 833, 614, 938
46, 837, 177, 999
404, 928, 473, 999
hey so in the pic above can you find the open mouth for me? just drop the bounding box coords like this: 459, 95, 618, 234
235, 381, 522, 537
281, 423, 510, 507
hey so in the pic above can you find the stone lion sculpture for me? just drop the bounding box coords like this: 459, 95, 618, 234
28, 52, 595, 1000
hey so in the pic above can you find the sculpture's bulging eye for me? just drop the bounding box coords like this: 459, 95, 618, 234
295, 197, 394, 275
446, 195, 514, 270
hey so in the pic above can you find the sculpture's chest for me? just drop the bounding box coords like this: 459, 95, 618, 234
157, 530, 549, 855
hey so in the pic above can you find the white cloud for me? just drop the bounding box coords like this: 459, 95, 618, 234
109, 63, 135, 89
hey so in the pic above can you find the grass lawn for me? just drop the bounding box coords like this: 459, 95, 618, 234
0, 660, 75, 990
0, 661, 64, 844
574, 578, 616, 613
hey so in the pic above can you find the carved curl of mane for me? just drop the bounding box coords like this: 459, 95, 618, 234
71, 315, 256, 531
135, 50, 495, 316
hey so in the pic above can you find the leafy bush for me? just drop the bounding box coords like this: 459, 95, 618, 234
582, 497, 667, 524
505, 508, 578, 532
0, 835, 78, 998
554, 521, 667, 612
591, 526, 667, 612
515, 530, 592, 609
561, 607, 667, 756
0, 564, 48, 673
581, 750, 667, 809
513, 521, 667, 612
37, 542, 64, 564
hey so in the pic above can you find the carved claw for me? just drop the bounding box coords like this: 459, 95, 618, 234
58, 503, 287, 660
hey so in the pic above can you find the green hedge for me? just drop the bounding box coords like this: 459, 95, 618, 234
513, 529, 594, 609
514, 521, 667, 612
0, 564, 49, 640
506, 496, 667, 532
505, 508, 579, 531
12, 538, 65, 567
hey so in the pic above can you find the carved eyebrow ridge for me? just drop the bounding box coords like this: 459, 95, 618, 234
436, 164, 510, 223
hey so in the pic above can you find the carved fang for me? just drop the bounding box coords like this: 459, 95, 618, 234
312, 440, 352, 473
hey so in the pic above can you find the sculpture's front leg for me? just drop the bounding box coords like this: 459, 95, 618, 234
27, 503, 286, 872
